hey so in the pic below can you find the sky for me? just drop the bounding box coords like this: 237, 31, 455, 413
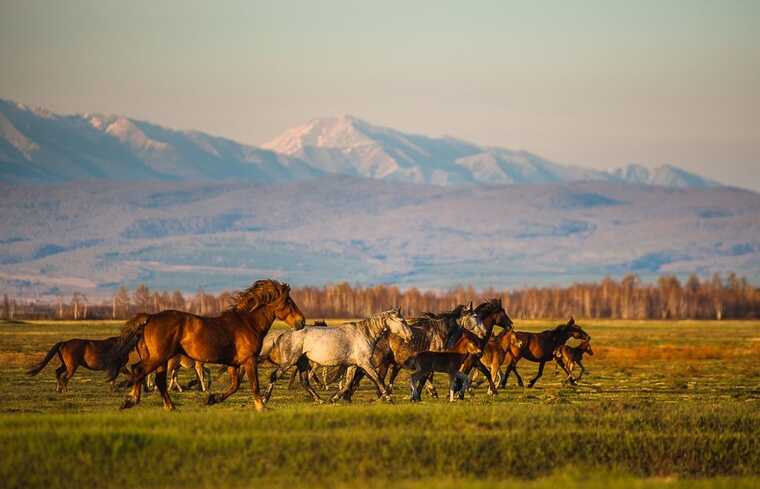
1, 0, 759, 190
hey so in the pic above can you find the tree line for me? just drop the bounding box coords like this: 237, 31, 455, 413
2, 273, 759, 321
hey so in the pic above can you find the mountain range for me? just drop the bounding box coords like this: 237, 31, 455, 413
1, 99, 720, 188
1, 98, 755, 297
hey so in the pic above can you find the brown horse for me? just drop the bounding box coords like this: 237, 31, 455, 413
107, 279, 305, 411
27, 336, 129, 392
554, 339, 593, 384
498, 317, 590, 388
475, 329, 524, 392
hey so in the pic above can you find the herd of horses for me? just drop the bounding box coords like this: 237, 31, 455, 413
27, 279, 593, 410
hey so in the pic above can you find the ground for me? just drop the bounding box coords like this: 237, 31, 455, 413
0, 319, 758, 489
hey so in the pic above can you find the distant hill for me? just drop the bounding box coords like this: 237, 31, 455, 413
1, 178, 757, 296
1, 99, 721, 188
263, 114, 721, 187
0, 99, 319, 184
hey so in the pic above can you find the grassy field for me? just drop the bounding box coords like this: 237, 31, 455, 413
1, 319, 759, 489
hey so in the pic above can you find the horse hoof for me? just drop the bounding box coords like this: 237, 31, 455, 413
254, 400, 266, 412
206, 394, 217, 405
120, 398, 136, 410
163, 404, 175, 412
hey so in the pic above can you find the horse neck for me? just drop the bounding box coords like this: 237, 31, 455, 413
456, 330, 480, 353
239, 305, 276, 336
498, 330, 513, 349
358, 316, 386, 340
551, 327, 572, 346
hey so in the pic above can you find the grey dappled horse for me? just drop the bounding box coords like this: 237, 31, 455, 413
263, 308, 412, 403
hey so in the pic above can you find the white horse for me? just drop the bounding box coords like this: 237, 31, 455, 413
264, 308, 413, 403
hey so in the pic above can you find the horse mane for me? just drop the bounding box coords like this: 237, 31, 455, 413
350, 310, 394, 340
474, 299, 500, 319
232, 279, 290, 312
422, 304, 465, 320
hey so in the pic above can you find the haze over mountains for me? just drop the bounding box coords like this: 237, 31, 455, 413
0, 98, 756, 297
1, 100, 720, 188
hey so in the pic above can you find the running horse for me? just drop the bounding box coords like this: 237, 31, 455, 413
498, 317, 590, 388
107, 279, 305, 411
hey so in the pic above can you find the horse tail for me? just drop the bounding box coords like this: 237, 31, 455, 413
106, 313, 150, 381
27, 341, 63, 376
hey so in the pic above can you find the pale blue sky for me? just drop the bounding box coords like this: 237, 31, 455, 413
1, 1, 758, 189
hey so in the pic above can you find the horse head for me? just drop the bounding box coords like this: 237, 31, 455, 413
236, 280, 306, 329
475, 298, 513, 332
558, 317, 590, 342
457, 304, 487, 339
383, 307, 412, 341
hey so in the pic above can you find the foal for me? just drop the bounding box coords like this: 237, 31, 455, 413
474, 329, 524, 392
554, 340, 593, 384
406, 329, 489, 402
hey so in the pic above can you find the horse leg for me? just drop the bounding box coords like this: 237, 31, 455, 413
356, 362, 391, 402
296, 356, 324, 404
168, 361, 182, 392
287, 366, 301, 390
335, 366, 360, 402
55, 365, 66, 393
409, 371, 425, 401
194, 362, 208, 392
240, 358, 266, 411
387, 363, 402, 393
154, 366, 175, 411
528, 361, 546, 388
502, 359, 524, 388
203, 366, 211, 391
566, 362, 578, 385
330, 366, 357, 403
62, 361, 78, 392
575, 361, 585, 383
490, 359, 503, 393
207, 366, 241, 406
264, 366, 283, 404
475, 360, 497, 395
425, 372, 439, 398
121, 357, 164, 409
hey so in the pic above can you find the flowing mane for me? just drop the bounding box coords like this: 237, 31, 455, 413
350, 309, 396, 340
474, 299, 500, 320
422, 304, 465, 320
233, 279, 290, 312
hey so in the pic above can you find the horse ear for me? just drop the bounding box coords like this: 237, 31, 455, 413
568, 316, 575, 325
469, 301, 473, 310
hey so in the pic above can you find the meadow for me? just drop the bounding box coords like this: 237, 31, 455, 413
1, 319, 758, 489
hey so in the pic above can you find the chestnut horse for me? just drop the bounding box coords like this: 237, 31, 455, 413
27, 336, 129, 392
498, 317, 590, 388
107, 279, 305, 411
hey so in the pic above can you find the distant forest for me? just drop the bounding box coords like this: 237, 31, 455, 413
2, 273, 758, 321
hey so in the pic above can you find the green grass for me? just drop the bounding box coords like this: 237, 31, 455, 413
1, 319, 759, 488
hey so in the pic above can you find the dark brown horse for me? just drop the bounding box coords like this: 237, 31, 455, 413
107, 279, 305, 411
406, 328, 488, 402
27, 336, 129, 392
498, 317, 590, 388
